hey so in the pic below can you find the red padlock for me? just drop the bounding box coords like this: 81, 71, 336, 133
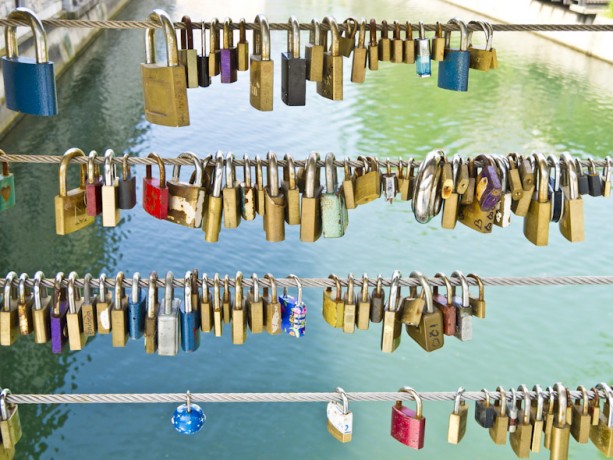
432, 273, 456, 336
142, 152, 168, 219
391, 387, 426, 449
85, 150, 103, 216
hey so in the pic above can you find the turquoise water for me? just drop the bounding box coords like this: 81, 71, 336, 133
1, 0, 612, 458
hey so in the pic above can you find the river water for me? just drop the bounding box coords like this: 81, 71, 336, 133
0, 0, 612, 458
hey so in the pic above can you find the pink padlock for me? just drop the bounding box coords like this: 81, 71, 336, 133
391, 386, 426, 449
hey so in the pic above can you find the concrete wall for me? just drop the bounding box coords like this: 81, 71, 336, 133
442, 0, 613, 64
0, 0, 131, 134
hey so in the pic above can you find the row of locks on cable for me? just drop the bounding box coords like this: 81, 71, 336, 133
0, 270, 487, 354
0, 7, 498, 120
42, 148, 612, 245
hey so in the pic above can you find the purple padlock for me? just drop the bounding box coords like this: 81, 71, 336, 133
50, 272, 68, 353
476, 155, 502, 212
220, 18, 237, 83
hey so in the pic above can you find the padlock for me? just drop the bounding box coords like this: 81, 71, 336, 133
589, 386, 601, 426
465, 273, 486, 319
354, 156, 381, 206
327, 388, 353, 443
2, 7, 57, 116
200, 273, 213, 333
475, 154, 502, 212
16, 273, 33, 336
250, 15, 274, 111
141, 9, 189, 127
158, 271, 180, 356
381, 159, 398, 203
378, 20, 392, 62
587, 157, 603, 197
406, 274, 444, 352
81, 273, 96, 337
400, 271, 428, 327
381, 270, 402, 353
281, 154, 300, 225
451, 271, 472, 341
550, 383, 571, 460
144, 272, 158, 354
220, 18, 237, 84
203, 152, 224, 242
247, 274, 264, 334
510, 385, 532, 458
547, 154, 565, 224
529, 385, 544, 452
524, 153, 551, 246
85, 150, 102, 216
101, 149, 120, 227
441, 158, 460, 229
414, 22, 431, 77
300, 152, 323, 242
32, 271, 51, 344
317, 16, 343, 101
305, 19, 324, 82
323, 274, 344, 329
178, 16, 198, 88
356, 273, 370, 330
448, 387, 468, 444
431, 273, 456, 336
282, 17, 306, 106
370, 274, 385, 323
55, 148, 95, 235
460, 157, 476, 205
180, 271, 200, 352
168, 151, 206, 228
142, 152, 169, 220
66, 271, 87, 351
413, 150, 443, 224
212, 274, 223, 337
263, 152, 286, 242
506, 153, 524, 202
559, 152, 584, 242
431, 22, 445, 61
511, 154, 535, 216
321, 153, 348, 238
351, 19, 367, 83
240, 154, 256, 221
570, 386, 591, 444
590, 382, 613, 457
0, 389, 21, 450
489, 386, 509, 445
50, 272, 68, 354
263, 274, 282, 335
339, 18, 358, 57
197, 18, 211, 87
0, 272, 19, 346
0, 152, 15, 212
222, 275, 232, 324
279, 275, 306, 338
403, 21, 415, 64
391, 21, 404, 63
208, 18, 221, 77
575, 158, 590, 196
111, 271, 128, 348
438, 18, 470, 92
398, 158, 415, 201
367, 19, 379, 71
118, 154, 136, 209
128, 272, 146, 340
232, 272, 247, 345
543, 386, 556, 449
341, 158, 357, 209
342, 274, 356, 334
254, 155, 266, 216
475, 389, 496, 428
603, 156, 611, 197
493, 157, 512, 228
468, 20, 495, 71
237, 18, 249, 71
391, 387, 425, 449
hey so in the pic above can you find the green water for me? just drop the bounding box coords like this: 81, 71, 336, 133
1, 0, 612, 458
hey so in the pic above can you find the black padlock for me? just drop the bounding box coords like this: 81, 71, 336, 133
587, 157, 603, 197
475, 389, 496, 428
547, 155, 564, 223
281, 16, 306, 106
197, 19, 211, 88
118, 153, 136, 209
575, 158, 590, 195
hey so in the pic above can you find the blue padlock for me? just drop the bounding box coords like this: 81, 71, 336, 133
279, 274, 306, 338
2, 7, 58, 116
172, 391, 205, 435
414, 21, 431, 78
180, 270, 200, 352
128, 272, 146, 340
437, 18, 470, 92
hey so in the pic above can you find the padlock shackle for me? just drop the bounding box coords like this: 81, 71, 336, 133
264, 273, 277, 300
147, 271, 158, 318
223, 18, 233, 50
575, 385, 589, 417
87, 151, 97, 185
0, 389, 11, 420
481, 388, 491, 408
304, 152, 318, 198
3, 271, 17, 311
346, 274, 355, 304
397, 387, 422, 418
287, 16, 300, 58
53, 271, 65, 316
387, 270, 401, 313
547, 154, 561, 193
267, 151, 279, 197
180, 15, 194, 50
531, 385, 544, 421
516, 384, 530, 425
238, 18, 247, 43
58, 148, 87, 197
212, 152, 224, 197
560, 152, 579, 200
200, 18, 207, 55
114, 271, 125, 310
532, 153, 549, 203
375, 274, 383, 296
434, 272, 452, 305
493, 157, 508, 194
310, 19, 320, 45
213, 274, 221, 311
223, 275, 230, 303
146, 152, 166, 188
369, 19, 377, 46
418, 21, 426, 40
360, 273, 369, 303
5, 7, 48, 62
450, 271, 469, 307
328, 274, 342, 301
321, 16, 340, 57
288, 274, 302, 304
172, 151, 203, 185
357, 18, 366, 48
184, 271, 193, 313
283, 154, 296, 190
253, 14, 270, 61
104, 149, 116, 186
393, 21, 401, 40
336, 387, 350, 414
164, 271, 174, 315
604, 156, 611, 179
242, 154, 252, 188
553, 382, 568, 426
130, 272, 141, 304
251, 273, 260, 302
466, 273, 484, 301
67, 271, 79, 314
344, 18, 358, 39
596, 382, 613, 427
34, 271, 47, 310
201, 273, 209, 303
453, 387, 465, 414
444, 18, 468, 51
121, 154, 131, 181
209, 18, 220, 53
145, 9, 179, 67
467, 20, 491, 51
405, 21, 413, 41
410, 271, 433, 313
324, 152, 337, 193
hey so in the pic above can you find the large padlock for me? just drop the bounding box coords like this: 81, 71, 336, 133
2, 7, 57, 116
321, 153, 348, 238
250, 15, 274, 111
391, 387, 426, 449
141, 9, 189, 127
317, 16, 343, 101
412, 150, 443, 224
167, 152, 206, 228
438, 18, 470, 92
0, 151, 16, 212
281, 16, 306, 106
142, 152, 169, 220
55, 148, 95, 235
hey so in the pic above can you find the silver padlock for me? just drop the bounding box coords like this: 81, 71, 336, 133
507, 388, 519, 433
101, 149, 120, 227
158, 271, 180, 356
451, 271, 472, 341
320, 152, 348, 238
381, 159, 398, 203
494, 156, 512, 228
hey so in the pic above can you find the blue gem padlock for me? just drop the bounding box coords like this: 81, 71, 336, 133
2, 7, 58, 116
128, 272, 146, 340
172, 391, 205, 435
0, 151, 16, 212
279, 275, 306, 338
437, 18, 470, 92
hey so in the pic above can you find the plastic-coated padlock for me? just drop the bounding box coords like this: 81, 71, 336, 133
391, 387, 426, 449
438, 18, 470, 92
180, 271, 201, 352
128, 272, 146, 340
279, 275, 306, 338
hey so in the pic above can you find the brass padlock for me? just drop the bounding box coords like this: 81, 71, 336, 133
200, 273, 213, 333
468, 20, 495, 72
141, 9, 189, 127
342, 274, 356, 334
0, 272, 18, 346
241, 154, 256, 221
111, 271, 128, 348
559, 152, 584, 243
550, 382, 571, 460
300, 152, 323, 242
590, 382, 613, 457
305, 19, 324, 82
101, 149, 120, 227
263, 273, 282, 335
466, 273, 486, 319
354, 156, 381, 206
524, 153, 551, 246
403, 21, 415, 64
378, 20, 391, 61
351, 19, 367, 83
489, 386, 509, 445
391, 21, 403, 63
510, 385, 532, 458
237, 19, 249, 72
0, 389, 21, 450
178, 16, 198, 88
339, 18, 357, 57
144, 272, 158, 354
16, 273, 33, 336
203, 152, 224, 243
367, 19, 379, 70
247, 274, 264, 334
570, 386, 591, 444
222, 275, 232, 324
381, 270, 402, 353
355, 273, 370, 331
222, 152, 241, 229
406, 273, 444, 352
323, 274, 344, 328
317, 16, 343, 101
529, 385, 544, 453
32, 271, 51, 344
431, 22, 445, 61
212, 274, 223, 337
208, 18, 221, 77
263, 152, 286, 242
66, 271, 87, 351
250, 15, 273, 111
232, 272, 247, 345
448, 387, 468, 444
167, 152, 206, 228
281, 154, 300, 225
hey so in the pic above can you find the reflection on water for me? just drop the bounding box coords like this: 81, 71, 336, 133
0, 0, 612, 458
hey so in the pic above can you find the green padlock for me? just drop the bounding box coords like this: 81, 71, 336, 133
320, 153, 348, 238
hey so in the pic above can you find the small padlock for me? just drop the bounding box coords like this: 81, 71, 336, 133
144, 272, 158, 354
327, 388, 353, 443
403, 21, 415, 64
212, 274, 223, 337
451, 271, 472, 341
367, 19, 379, 71
300, 152, 323, 242
0, 389, 21, 450
168, 152, 206, 228
50, 272, 68, 354
559, 152, 584, 243
237, 19, 249, 72
240, 154, 257, 221
101, 149, 120, 228
489, 386, 509, 445
475, 389, 496, 429
391, 387, 425, 449
400, 272, 428, 327
222, 152, 241, 229
141, 9, 189, 127
203, 153, 224, 243
264, 274, 282, 335
281, 154, 300, 225
305, 19, 324, 82
493, 157, 512, 228
381, 270, 402, 353
406, 274, 444, 353
547, 154, 564, 224
142, 152, 169, 220
322, 274, 344, 329
466, 273, 486, 319
523, 153, 551, 246
110, 271, 129, 348
282, 17, 306, 106
32, 271, 51, 344
339, 18, 358, 57
448, 387, 468, 444
232, 272, 247, 345
199, 273, 213, 333
222, 275, 232, 324
158, 271, 180, 356
378, 20, 392, 62
468, 20, 495, 71
128, 272, 145, 340
587, 157, 603, 197
178, 16, 199, 88
550, 383, 571, 460
354, 156, 381, 206
509, 385, 532, 458
16, 273, 33, 336
317, 16, 343, 101
118, 154, 137, 209
370, 274, 385, 323
321, 153, 348, 238
570, 386, 591, 444
247, 274, 264, 334
250, 15, 274, 111
431, 273, 455, 336
575, 158, 590, 196
181, 271, 200, 352
208, 18, 221, 77
85, 150, 102, 216
172, 391, 205, 435
263, 152, 286, 242
529, 385, 544, 452
341, 158, 357, 209
254, 155, 266, 216
2, 7, 57, 116
438, 18, 470, 92
475, 154, 502, 212
603, 156, 611, 197
197, 18, 211, 87
279, 275, 306, 338
355, 273, 370, 330
381, 159, 398, 203
66, 271, 87, 351
0, 272, 19, 346
342, 274, 356, 334
431, 21, 445, 61
220, 18, 238, 84
414, 22, 431, 78
95, 273, 112, 335
351, 19, 367, 83
391, 21, 404, 63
